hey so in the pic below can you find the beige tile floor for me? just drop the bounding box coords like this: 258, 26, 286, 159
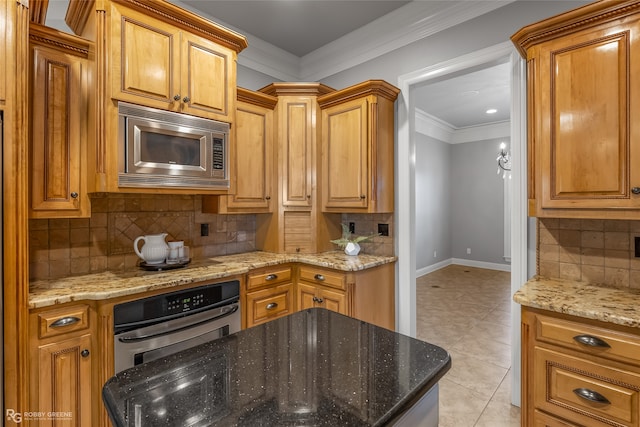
416, 264, 521, 427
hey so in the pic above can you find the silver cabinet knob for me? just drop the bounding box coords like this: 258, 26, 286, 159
174, 94, 181, 101
70, 192, 78, 199
81, 349, 90, 358
183, 96, 190, 103
632, 187, 640, 194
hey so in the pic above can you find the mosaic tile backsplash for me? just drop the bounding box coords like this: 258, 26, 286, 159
537, 218, 640, 289
29, 194, 256, 280
29, 195, 396, 281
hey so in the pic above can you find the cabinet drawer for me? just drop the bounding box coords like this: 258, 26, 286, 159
535, 347, 640, 427
534, 409, 580, 426
298, 266, 345, 290
246, 284, 293, 327
535, 314, 640, 366
38, 304, 90, 339
247, 267, 292, 290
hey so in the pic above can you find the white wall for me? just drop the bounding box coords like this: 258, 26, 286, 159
415, 134, 452, 273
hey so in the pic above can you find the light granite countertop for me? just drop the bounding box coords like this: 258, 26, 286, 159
514, 277, 640, 328
29, 251, 397, 309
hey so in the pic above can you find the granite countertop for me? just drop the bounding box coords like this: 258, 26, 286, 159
514, 277, 640, 328
102, 308, 451, 427
29, 251, 396, 309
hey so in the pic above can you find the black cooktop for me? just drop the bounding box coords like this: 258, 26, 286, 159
102, 308, 451, 427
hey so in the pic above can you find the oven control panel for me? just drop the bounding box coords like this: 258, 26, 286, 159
166, 293, 206, 314
113, 280, 240, 333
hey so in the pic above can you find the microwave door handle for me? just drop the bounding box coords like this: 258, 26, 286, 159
117, 304, 238, 343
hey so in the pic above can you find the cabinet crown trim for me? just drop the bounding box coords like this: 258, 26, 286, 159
29, 23, 92, 57
511, 0, 640, 57
237, 87, 278, 109
259, 82, 336, 97
317, 79, 400, 108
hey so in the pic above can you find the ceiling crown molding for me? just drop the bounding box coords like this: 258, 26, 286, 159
172, 0, 513, 82
416, 108, 510, 144
300, 1, 513, 82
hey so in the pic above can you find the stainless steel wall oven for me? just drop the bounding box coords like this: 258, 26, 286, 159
113, 279, 240, 374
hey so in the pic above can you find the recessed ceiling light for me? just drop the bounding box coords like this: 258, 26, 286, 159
486, 108, 498, 114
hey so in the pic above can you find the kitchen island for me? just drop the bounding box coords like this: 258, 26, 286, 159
103, 308, 451, 426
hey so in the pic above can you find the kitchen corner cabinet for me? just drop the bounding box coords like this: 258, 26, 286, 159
109, 2, 237, 122
521, 306, 640, 427
203, 88, 277, 214
244, 265, 294, 328
255, 83, 341, 254
29, 303, 96, 427
512, 1, 640, 219
29, 24, 91, 218
296, 263, 395, 330
318, 80, 399, 213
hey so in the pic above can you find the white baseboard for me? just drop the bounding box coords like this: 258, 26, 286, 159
417, 258, 511, 277
416, 259, 452, 278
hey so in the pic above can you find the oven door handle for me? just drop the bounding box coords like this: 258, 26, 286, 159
117, 304, 239, 343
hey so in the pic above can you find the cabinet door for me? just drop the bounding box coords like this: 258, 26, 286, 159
322, 97, 369, 209
31, 44, 89, 217
297, 282, 318, 311
37, 333, 92, 427
280, 97, 314, 208
180, 32, 234, 121
226, 100, 273, 210
317, 286, 347, 315
111, 4, 179, 108
535, 17, 640, 210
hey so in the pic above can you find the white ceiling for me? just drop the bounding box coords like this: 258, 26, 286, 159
46, 0, 511, 132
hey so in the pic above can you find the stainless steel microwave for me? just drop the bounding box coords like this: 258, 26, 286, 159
118, 102, 230, 190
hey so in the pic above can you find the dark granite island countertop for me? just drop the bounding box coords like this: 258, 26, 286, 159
103, 308, 451, 426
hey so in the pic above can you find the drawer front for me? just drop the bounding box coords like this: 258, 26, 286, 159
246, 284, 293, 327
535, 347, 640, 427
298, 266, 346, 290
534, 409, 580, 426
38, 304, 90, 339
535, 314, 640, 366
247, 267, 292, 290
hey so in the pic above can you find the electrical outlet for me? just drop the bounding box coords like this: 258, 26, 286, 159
349, 222, 355, 233
466, 248, 471, 255
433, 250, 437, 258
201, 223, 209, 237
378, 223, 389, 236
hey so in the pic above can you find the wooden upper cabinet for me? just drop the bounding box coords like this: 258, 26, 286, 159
29, 24, 91, 218
318, 80, 399, 213
203, 88, 277, 213
512, 1, 640, 218
110, 2, 236, 122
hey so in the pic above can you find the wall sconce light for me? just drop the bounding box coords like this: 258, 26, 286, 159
497, 142, 511, 179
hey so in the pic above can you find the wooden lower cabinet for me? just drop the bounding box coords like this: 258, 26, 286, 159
29, 303, 95, 427
522, 307, 640, 427
244, 265, 294, 328
297, 281, 347, 314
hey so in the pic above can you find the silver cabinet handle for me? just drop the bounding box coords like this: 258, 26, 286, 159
632, 187, 640, 194
573, 334, 610, 348
50, 316, 80, 328
314, 274, 325, 281
183, 96, 190, 103
573, 388, 610, 405
81, 349, 90, 358
312, 296, 324, 303
265, 274, 278, 281
265, 303, 278, 310
174, 94, 181, 101
70, 192, 78, 199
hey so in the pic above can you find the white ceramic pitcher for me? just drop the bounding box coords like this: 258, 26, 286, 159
133, 233, 169, 264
